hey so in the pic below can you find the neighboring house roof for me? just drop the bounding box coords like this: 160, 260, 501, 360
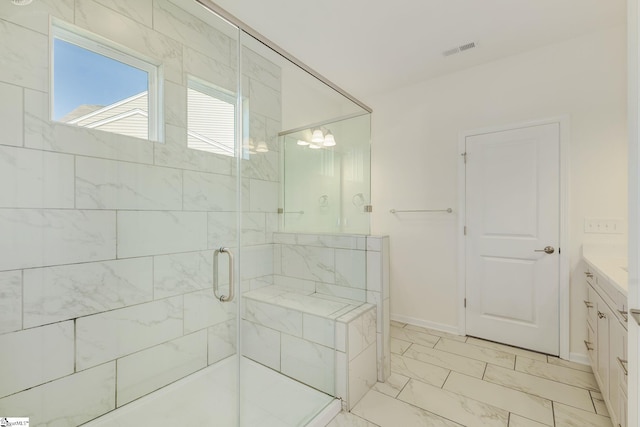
61, 89, 236, 157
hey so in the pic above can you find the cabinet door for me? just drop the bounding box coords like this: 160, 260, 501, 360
586, 321, 597, 367
596, 294, 610, 398
586, 281, 597, 329
609, 319, 627, 427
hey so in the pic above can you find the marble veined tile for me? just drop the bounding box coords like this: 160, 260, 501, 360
281, 334, 334, 394
404, 343, 487, 378
0, 20, 48, 91
553, 402, 612, 427
349, 343, 377, 407
242, 297, 303, 337
335, 249, 366, 289
404, 324, 467, 342
95, 0, 152, 26
184, 289, 235, 333
443, 372, 553, 426
0, 321, 74, 398
23, 257, 153, 328
0, 145, 74, 208
547, 356, 593, 373
390, 337, 412, 355
372, 372, 410, 398
208, 319, 236, 365
154, 0, 233, 62
352, 390, 462, 427
509, 415, 550, 427
466, 337, 547, 362
242, 319, 280, 371
0, 209, 116, 271
398, 379, 508, 427
76, 157, 182, 210
183, 170, 237, 211
0, 270, 21, 334
327, 412, 378, 427
76, 296, 183, 370
250, 179, 278, 212
515, 357, 599, 391
116, 331, 207, 406
0, 0, 73, 35
435, 338, 516, 369
117, 211, 207, 258
0, 82, 22, 148
269, 291, 350, 317
0, 362, 115, 427
483, 365, 594, 412
390, 354, 449, 387
391, 325, 440, 347
154, 250, 213, 299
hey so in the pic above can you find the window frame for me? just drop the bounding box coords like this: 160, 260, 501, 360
50, 22, 162, 142
187, 76, 239, 157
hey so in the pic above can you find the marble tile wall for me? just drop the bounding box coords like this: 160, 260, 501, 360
0, 1, 281, 425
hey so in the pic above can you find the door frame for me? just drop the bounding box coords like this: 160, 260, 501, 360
457, 116, 570, 359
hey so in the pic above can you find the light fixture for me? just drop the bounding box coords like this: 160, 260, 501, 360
323, 131, 336, 147
297, 139, 310, 146
311, 129, 324, 144
256, 141, 269, 153
11, 0, 33, 5
309, 143, 321, 149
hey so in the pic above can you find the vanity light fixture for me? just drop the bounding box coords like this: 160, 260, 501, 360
256, 141, 269, 153
297, 139, 310, 146
323, 131, 336, 147
11, 0, 33, 5
311, 129, 324, 144
308, 143, 321, 149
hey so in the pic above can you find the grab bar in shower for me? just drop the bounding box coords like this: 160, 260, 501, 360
390, 208, 453, 214
213, 247, 234, 302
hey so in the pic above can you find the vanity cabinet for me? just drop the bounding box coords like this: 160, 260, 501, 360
584, 266, 627, 427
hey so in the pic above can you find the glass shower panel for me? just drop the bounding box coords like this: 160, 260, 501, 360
282, 113, 371, 234
0, 2, 242, 426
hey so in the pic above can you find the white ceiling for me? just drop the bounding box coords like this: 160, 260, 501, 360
212, 0, 626, 103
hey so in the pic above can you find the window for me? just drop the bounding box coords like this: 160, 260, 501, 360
52, 25, 160, 141
187, 78, 236, 157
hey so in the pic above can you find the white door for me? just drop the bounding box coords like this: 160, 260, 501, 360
465, 123, 560, 355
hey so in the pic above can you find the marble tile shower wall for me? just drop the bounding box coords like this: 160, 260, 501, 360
0, 1, 280, 425
272, 232, 391, 382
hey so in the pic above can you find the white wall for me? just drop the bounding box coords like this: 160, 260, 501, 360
369, 25, 628, 356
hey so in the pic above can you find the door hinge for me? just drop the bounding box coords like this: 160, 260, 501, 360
464, 298, 467, 308
463, 226, 467, 235
364, 205, 373, 213
461, 152, 467, 164
558, 247, 561, 254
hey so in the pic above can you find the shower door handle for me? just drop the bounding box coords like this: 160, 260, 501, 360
213, 247, 234, 302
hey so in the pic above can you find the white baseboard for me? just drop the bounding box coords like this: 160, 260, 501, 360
390, 314, 460, 336
568, 352, 590, 366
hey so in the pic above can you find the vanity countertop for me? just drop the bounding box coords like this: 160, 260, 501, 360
582, 245, 627, 297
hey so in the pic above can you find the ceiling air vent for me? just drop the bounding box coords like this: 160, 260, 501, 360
442, 41, 477, 57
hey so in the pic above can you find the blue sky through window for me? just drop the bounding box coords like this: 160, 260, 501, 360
53, 38, 148, 120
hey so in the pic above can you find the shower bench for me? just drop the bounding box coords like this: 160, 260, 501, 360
241, 285, 378, 410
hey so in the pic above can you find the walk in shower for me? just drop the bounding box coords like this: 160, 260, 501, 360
0, 1, 387, 426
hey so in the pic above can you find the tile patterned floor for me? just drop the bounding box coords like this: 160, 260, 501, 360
327, 321, 613, 427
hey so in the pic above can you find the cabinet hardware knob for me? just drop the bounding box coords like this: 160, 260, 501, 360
585, 272, 594, 278
597, 311, 606, 319
584, 300, 593, 308
584, 340, 594, 351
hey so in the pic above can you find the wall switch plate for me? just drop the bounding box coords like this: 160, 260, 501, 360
584, 218, 625, 234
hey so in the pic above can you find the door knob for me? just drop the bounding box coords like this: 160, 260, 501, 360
534, 246, 555, 254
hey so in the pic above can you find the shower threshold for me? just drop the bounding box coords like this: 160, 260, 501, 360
84, 356, 336, 426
